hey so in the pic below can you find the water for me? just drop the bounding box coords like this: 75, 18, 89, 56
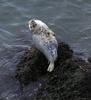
0, 0, 91, 99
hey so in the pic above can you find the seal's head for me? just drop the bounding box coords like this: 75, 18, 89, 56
28, 19, 37, 32
28, 19, 49, 34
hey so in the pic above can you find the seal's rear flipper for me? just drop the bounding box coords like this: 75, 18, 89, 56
47, 62, 54, 72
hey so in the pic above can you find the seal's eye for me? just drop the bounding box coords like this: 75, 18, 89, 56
32, 23, 37, 28
46, 32, 50, 37
47, 32, 50, 35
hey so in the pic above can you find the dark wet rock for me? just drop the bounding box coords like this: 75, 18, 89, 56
15, 42, 91, 100
32, 58, 91, 100
88, 57, 91, 63
15, 42, 73, 85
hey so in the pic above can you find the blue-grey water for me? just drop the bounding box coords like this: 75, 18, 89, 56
0, 0, 91, 99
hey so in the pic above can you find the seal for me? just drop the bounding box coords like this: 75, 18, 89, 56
28, 19, 58, 72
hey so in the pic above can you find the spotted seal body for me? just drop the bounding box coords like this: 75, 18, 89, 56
28, 19, 58, 72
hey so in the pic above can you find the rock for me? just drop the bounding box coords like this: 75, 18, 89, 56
32, 58, 91, 100
15, 42, 73, 85
88, 57, 91, 63
15, 42, 91, 100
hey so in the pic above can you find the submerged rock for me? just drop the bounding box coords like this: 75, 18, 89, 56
15, 42, 91, 100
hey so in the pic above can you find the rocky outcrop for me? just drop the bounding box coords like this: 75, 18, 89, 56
15, 42, 91, 100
